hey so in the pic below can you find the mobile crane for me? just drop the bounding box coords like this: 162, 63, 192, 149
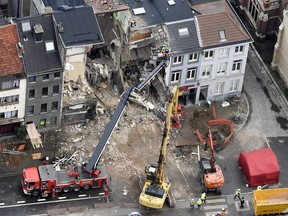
199, 129, 224, 194
139, 85, 179, 209
21, 52, 170, 197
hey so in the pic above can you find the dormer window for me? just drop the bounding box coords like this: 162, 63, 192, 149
45, 41, 55, 52
33, 24, 44, 42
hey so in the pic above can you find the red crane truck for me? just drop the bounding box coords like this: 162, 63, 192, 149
22, 55, 170, 197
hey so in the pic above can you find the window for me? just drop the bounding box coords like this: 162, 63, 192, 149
229, 80, 240, 92
42, 87, 48, 96
51, 116, 57, 125
232, 60, 242, 73
178, 27, 189, 36
28, 89, 35, 99
21, 21, 31, 32
39, 119, 46, 127
171, 71, 180, 83
41, 103, 47, 112
53, 85, 59, 94
43, 74, 49, 80
219, 48, 229, 57
217, 63, 227, 76
235, 46, 244, 53
186, 68, 196, 80
189, 53, 198, 62
52, 101, 58, 110
202, 66, 212, 78
0, 110, 18, 119
219, 30, 226, 42
0, 95, 19, 105
248, 0, 260, 22
173, 56, 182, 64
45, 41, 55, 51
29, 76, 36, 83
54, 72, 60, 78
0, 80, 20, 90
215, 83, 224, 95
204, 51, 214, 59
27, 106, 34, 115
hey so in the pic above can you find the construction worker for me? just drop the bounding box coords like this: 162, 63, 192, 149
240, 196, 245, 208
257, 186, 262, 190
190, 198, 195, 209
234, 188, 241, 200
221, 208, 226, 216
201, 192, 206, 203
197, 198, 202, 209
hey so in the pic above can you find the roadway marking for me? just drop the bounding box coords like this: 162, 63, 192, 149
37, 199, 46, 202
78, 194, 87, 197
16, 201, 25, 204
206, 198, 226, 204
0, 195, 107, 209
0, 203, 5, 206
204, 204, 228, 210
58, 196, 66, 200
206, 210, 229, 216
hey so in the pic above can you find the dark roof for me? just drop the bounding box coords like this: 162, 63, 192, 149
167, 19, 201, 53
0, 24, 25, 77
16, 14, 62, 75
53, 6, 104, 47
125, 0, 194, 28
197, 12, 251, 48
42, 0, 86, 10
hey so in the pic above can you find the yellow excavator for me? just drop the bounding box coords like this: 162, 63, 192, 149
139, 86, 179, 209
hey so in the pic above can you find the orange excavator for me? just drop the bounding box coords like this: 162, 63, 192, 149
199, 129, 225, 194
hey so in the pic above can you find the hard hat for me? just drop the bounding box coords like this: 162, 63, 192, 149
222, 208, 226, 211
191, 199, 194, 201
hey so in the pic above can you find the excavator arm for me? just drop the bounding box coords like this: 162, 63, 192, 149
207, 129, 216, 171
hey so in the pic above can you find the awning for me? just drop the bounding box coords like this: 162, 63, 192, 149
26, 123, 43, 149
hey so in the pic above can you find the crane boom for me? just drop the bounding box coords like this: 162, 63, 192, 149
85, 86, 134, 172
84, 60, 169, 173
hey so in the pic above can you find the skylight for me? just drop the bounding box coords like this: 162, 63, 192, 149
45, 41, 55, 51
22, 21, 31, 32
178, 27, 189, 36
133, 7, 146, 15
219, 30, 227, 42
168, 0, 175, 5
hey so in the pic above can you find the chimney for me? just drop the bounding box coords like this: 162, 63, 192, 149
57, 21, 64, 33
16, 42, 24, 58
43, 6, 53, 14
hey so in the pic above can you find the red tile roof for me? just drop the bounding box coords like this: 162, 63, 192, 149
197, 12, 250, 47
0, 24, 24, 77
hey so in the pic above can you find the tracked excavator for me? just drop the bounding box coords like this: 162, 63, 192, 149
139, 85, 179, 209
199, 129, 225, 194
